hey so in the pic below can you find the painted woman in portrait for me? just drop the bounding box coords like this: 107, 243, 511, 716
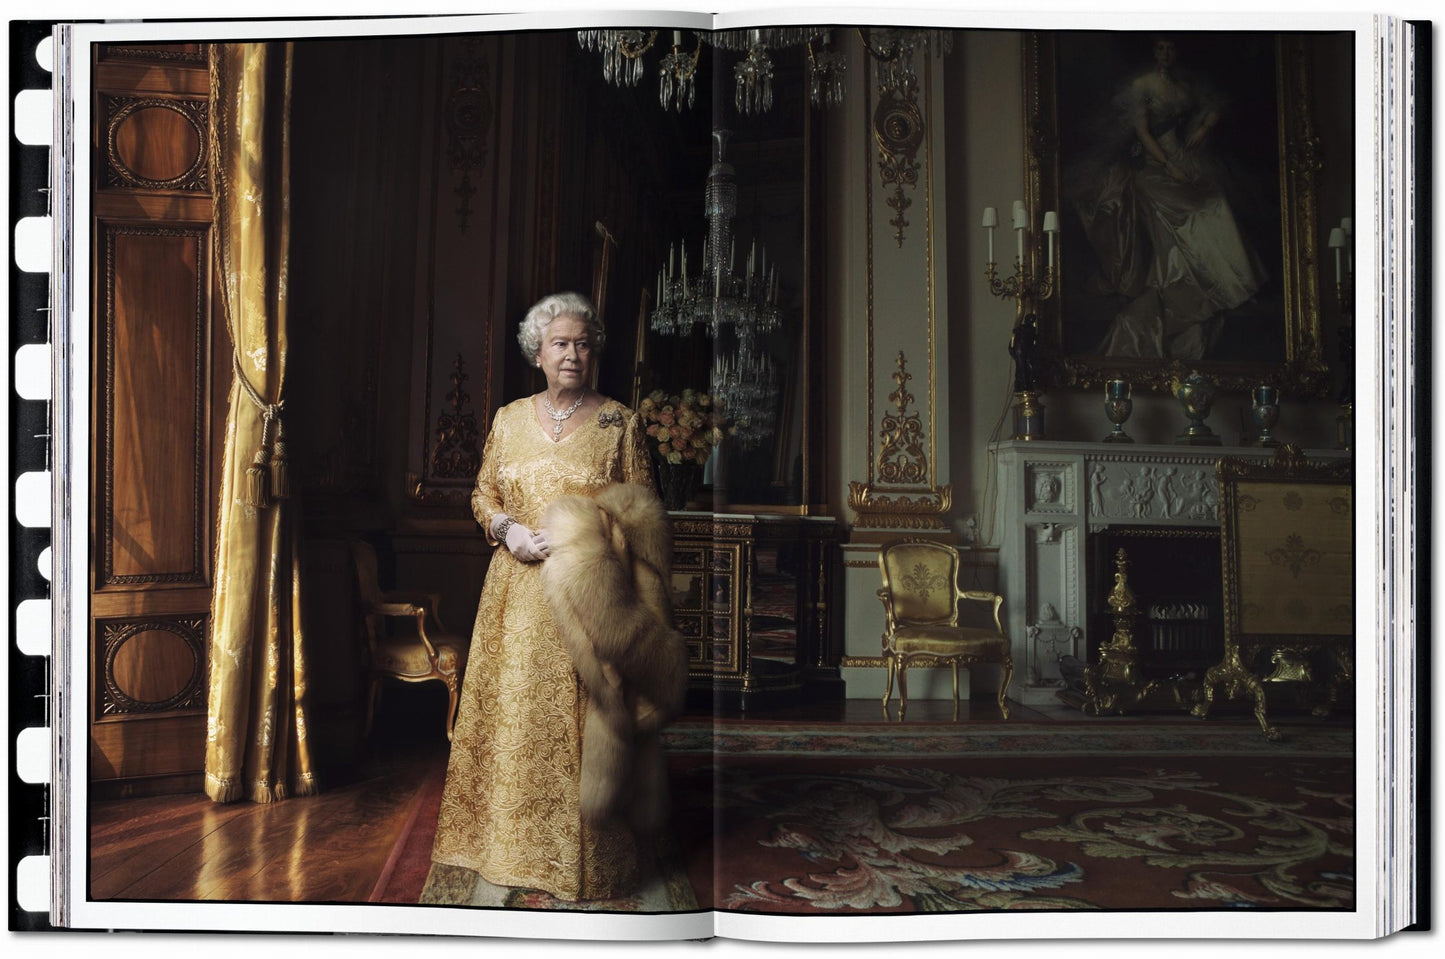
1067, 37, 1269, 360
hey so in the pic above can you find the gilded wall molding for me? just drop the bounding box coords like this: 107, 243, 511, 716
873, 92, 922, 247
877, 350, 927, 484
852, 47, 945, 532
446, 37, 494, 234
847, 483, 952, 530
430, 353, 482, 479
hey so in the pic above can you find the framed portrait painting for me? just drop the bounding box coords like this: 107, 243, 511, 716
1024, 32, 1330, 394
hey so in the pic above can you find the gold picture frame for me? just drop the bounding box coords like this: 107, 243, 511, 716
1023, 32, 1329, 395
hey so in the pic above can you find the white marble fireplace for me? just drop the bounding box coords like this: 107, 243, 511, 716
990, 439, 1345, 705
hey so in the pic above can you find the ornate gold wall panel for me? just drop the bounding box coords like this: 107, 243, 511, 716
851, 48, 948, 532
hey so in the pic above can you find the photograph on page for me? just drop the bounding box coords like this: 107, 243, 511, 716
44, 5, 1404, 943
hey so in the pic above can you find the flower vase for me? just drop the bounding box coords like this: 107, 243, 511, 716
657, 462, 700, 511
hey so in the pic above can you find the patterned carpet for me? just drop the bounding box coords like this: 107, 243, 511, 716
660, 717, 1354, 757
419, 856, 699, 912
690, 752, 1353, 913
397, 719, 1353, 914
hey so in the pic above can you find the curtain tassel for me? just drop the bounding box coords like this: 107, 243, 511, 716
244, 405, 280, 508
270, 419, 290, 501
245, 447, 272, 508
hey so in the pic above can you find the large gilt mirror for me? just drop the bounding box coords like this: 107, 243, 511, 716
567, 33, 825, 513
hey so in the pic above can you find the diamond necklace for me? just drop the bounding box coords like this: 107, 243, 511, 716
542, 389, 588, 440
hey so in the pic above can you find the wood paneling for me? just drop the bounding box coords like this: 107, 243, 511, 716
91, 47, 216, 794
103, 95, 209, 192
97, 615, 207, 716
90, 712, 207, 783
98, 222, 210, 588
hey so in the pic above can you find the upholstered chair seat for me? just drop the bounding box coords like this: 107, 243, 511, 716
890, 627, 1010, 658
351, 540, 469, 741
371, 633, 467, 678
877, 540, 1014, 720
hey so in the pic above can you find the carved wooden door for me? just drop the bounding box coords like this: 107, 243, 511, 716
90, 43, 227, 796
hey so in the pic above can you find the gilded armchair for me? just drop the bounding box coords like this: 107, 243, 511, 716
350, 540, 469, 741
877, 540, 1013, 719
1192, 446, 1354, 739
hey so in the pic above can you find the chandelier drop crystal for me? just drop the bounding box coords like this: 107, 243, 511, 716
650, 130, 782, 447
657, 32, 700, 111
807, 36, 847, 108
578, 26, 947, 117
732, 43, 775, 116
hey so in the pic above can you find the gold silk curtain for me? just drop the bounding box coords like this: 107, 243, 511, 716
204, 41, 317, 803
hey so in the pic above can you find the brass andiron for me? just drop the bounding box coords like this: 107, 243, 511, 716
1082, 548, 1199, 716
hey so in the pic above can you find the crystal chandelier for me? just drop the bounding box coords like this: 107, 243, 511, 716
578, 27, 856, 115
650, 130, 781, 446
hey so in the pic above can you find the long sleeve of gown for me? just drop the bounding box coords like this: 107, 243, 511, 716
620, 410, 654, 489
471, 412, 505, 543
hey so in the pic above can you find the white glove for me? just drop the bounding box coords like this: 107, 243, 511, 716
505, 522, 549, 562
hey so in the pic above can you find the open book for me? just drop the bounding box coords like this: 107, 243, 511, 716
9, 2, 1427, 946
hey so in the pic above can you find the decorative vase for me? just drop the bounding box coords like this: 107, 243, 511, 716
657, 462, 700, 511
1170, 371, 1221, 446
1102, 379, 1134, 443
1336, 402, 1353, 451
1251, 385, 1281, 447
1012, 391, 1045, 441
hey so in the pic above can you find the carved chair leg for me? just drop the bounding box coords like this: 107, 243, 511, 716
364, 675, 381, 740
951, 661, 961, 721
897, 662, 909, 721
444, 675, 460, 742
998, 659, 1013, 720
882, 654, 895, 714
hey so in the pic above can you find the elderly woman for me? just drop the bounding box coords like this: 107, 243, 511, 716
429, 292, 661, 902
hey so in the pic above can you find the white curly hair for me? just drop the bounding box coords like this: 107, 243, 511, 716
517, 292, 606, 368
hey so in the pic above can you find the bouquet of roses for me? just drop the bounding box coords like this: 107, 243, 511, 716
638, 388, 727, 466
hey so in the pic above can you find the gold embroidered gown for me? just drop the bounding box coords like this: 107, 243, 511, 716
430, 395, 654, 901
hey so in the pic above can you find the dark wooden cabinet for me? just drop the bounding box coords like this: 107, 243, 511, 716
670, 512, 842, 711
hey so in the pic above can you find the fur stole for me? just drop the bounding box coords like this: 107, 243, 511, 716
541, 482, 687, 835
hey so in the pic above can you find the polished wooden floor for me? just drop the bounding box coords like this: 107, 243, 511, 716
86, 687, 1286, 903
90, 740, 447, 903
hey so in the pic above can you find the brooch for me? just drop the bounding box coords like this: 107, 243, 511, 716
597, 409, 625, 428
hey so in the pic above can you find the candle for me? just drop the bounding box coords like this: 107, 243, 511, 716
670, 243, 676, 277
673, 30, 682, 47
982, 207, 997, 264
1012, 200, 1027, 266
1042, 211, 1059, 270
1328, 227, 1344, 284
